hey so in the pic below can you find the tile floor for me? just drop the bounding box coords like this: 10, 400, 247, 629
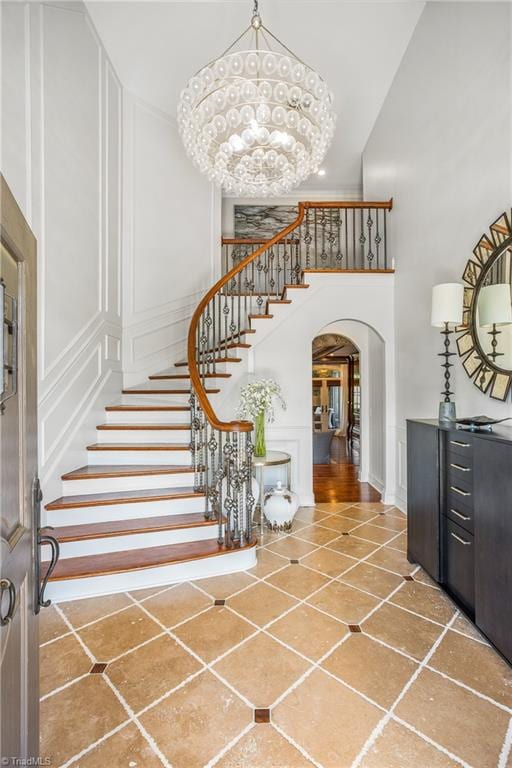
39, 502, 512, 768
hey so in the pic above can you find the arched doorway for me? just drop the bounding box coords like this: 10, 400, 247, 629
312, 321, 386, 503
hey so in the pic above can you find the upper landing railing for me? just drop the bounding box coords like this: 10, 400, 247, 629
222, 200, 393, 285
187, 199, 393, 552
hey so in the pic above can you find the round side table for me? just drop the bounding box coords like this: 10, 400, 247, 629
252, 450, 291, 536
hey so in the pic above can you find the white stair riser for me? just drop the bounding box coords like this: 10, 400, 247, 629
96, 429, 191, 445
62, 471, 195, 496
119, 394, 193, 406
42, 523, 218, 560
47, 547, 257, 602
105, 410, 190, 425
46, 495, 206, 526
88, 449, 191, 465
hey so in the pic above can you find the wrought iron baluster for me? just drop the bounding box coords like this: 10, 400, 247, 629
384, 210, 388, 269
304, 208, 311, 270
223, 433, 233, 546
319, 209, 327, 265
314, 208, 318, 268
359, 209, 365, 268
367, 209, 374, 268
352, 208, 356, 269
217, 431, 224, 544
375, 210, 380, 269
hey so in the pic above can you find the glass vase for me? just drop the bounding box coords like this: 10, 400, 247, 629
254, 411, 266, 457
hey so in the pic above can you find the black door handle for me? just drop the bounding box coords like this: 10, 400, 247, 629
0, 578, 17, 626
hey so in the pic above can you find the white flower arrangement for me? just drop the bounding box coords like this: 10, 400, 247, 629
237, 378, 286, 422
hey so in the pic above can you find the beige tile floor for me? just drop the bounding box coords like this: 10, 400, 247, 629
39, 502, 512, 768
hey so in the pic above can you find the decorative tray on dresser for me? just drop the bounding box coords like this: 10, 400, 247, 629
406, 419, 512, 665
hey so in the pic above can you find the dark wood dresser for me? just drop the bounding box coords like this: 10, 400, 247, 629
407, 418, 512, 665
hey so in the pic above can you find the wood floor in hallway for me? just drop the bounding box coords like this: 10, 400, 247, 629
313, 435, 381, 504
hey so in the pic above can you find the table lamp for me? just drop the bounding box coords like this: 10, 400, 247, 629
431, 283, 464, 421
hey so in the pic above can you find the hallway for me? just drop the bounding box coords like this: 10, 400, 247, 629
313, 436, 381, 504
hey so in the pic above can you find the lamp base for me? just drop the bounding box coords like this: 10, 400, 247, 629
439, 401, 456, 422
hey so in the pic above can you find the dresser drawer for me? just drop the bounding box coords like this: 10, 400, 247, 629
446, 499, 473, 534
444, 518, 475, 612
447, 453, 473, 474
447, 469, 473, 497
447, 432, 473, 458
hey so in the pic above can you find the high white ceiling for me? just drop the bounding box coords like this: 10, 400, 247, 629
87, 0, 425, 190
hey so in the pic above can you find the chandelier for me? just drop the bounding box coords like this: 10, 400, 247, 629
177, 0, 336, 197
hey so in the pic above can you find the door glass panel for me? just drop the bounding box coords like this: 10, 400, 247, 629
0, 242, 21, 543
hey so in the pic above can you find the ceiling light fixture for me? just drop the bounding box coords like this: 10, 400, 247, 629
177, 0, 336, 196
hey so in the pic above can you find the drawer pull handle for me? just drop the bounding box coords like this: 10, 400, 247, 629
450, 531, 471, 546
450, 440, 470, 448
450, 508, 471, 522
450, 463, 471, 473
450, 486, 471, 497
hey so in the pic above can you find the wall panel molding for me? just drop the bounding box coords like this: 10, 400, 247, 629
1, 1, 124, 500
122, 90, 216, 386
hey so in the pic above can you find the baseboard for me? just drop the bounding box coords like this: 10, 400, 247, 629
368, 474, 384, 495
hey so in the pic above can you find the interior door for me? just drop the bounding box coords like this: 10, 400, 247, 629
0, 175, 39, 761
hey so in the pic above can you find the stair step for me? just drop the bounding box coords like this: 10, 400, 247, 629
97, 423, 190, 431
283, 283, 309, 289
44, 512, 215, 543
62, 465, 195, 481
249, 314, 273, 320
87, 443, 191, 451
42, 538, 256, 582
268, 299, 292, 305
122, 387, 220, 395
46, 486, 203, 511
148, 372, 231, 380
105, 405, 190, 412
174, 357, 242, 368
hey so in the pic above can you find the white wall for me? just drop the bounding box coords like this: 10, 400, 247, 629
1, 1, 122, 503
122, 93, 220, 385
243, 273, 396, 506
363, 1, 512, 509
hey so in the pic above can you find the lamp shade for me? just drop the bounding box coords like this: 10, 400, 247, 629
478, 283, 512, 327
431, 283, 464, 327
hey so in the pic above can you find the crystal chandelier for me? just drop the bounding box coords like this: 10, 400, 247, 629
177, 0, 336, 197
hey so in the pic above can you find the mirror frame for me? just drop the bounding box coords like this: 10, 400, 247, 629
457, 210, 512, 401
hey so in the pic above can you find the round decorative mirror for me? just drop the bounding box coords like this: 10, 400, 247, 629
457, 210, 512, 401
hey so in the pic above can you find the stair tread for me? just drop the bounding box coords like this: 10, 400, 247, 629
43, 512, 214, 542
122, 386, 220, 394
106, 405, 190, 412
62, 464, 195, 481
87, 443, 191, 451
46, 486, 203, 510
97, 423, 190, 431
42, 538, 256, 581
148, 372, 231, 380
249, 314, 273, 319
174, 357, 242, 367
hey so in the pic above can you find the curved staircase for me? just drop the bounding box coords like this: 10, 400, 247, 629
41, 200, 392, 601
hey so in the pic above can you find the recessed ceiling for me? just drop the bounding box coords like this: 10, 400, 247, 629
86, 0, 424, 191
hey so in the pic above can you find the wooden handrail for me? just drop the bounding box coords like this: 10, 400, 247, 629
188, 197, 393, 434
188, 203, 307, 433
